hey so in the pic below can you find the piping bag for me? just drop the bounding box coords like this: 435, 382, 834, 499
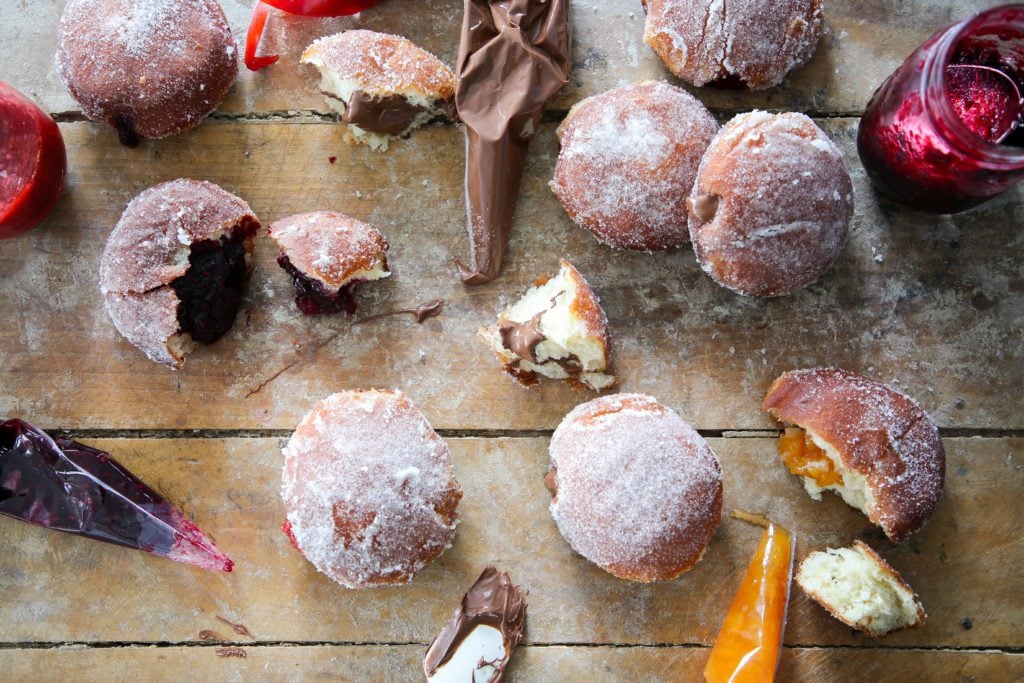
455, 0, 572, 284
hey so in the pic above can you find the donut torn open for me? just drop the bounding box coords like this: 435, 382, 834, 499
478, 259, 614, 391
796, 540, 926, 637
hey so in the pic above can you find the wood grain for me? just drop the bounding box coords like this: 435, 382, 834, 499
0, 437, 1019, 648
0, 645, 1020, 682
1, 119, 1020, 431
2, 1, 1001, 119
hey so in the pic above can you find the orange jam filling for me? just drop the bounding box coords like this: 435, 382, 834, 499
777, 427, 843, 487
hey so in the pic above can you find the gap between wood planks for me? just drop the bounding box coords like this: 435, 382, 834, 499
0, 641, 1020, 655
45, 428, 1024, 440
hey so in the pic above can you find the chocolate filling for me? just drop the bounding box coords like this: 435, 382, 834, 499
688, 194, 720, 224
277, 253, 364, 316
423, 566, 527, 681
498, 311, 546, 363
344, 92, 446, 136
171, 223, 255, 344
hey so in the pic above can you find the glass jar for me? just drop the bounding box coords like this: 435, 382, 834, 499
857, 5, 1024, 213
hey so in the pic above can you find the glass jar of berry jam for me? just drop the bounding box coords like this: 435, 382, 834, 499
858, 5, 1024, 213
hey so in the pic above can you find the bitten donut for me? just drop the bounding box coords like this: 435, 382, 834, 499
269, 211, 390, 316
688, 111, 853, 297
281, 390, 462, 588
547, 394, 723, 581
642, 0, 824, 90
302, 30, 456, 151
100, 179, 259, 368
478, 259, 615, 391
763, 368, 945, 543
56, 0, 238, 147
551, 81, 719, 251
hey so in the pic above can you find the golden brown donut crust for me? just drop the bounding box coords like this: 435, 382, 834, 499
688, 111, 853, 297
302, 29, 454, 101
55, 0, 238, 144
551, 81, 718, 251
763, 368, 945, 543
268, 211, 389, 290
548, 394, 723, 582
643, 0, 824, 90
281, 390, 462, 588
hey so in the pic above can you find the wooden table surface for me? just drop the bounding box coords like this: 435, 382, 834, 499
1, 1, 1022, 681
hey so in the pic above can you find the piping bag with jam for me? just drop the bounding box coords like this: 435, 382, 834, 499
455, 0, 572, 284
0, 419, 233, 572
705, 511, 795, 683
245, 0, 381, 71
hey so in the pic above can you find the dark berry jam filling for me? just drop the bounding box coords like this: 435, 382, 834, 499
0, 419, 232, 571
277, 253, 362, 316
171, 222, 256, 344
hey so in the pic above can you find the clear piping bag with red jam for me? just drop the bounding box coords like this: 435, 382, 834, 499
455, 0, 572, 284
0, 419, 233, 572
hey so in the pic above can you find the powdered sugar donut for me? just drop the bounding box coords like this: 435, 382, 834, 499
643, 0, 824, 90
551, 81, 719, 251
100, 179, 259, 368
763, 368, 945, 543
546, 394, 723, 582
688, 111, 853, 297
55, 0, 238, 146
268, 211, 390, 316
281, 390, 462, 588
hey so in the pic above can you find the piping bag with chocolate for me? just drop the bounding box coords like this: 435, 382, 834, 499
423, 566, 527, 682
455, 0, 572, 284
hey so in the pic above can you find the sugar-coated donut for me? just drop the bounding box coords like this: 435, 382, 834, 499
551, 81, 719, 251
56, 0, 238, 147
763, 368, 945, 543
302, 30, 455, 151
100, 179, 259, 368
643, 0, 824, 90
547, 394, 723, 582
268, 211, 390, 316
688, 111, 853, 297
281, 390, 462, 588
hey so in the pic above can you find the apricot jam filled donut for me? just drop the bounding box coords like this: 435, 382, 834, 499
763, 368, 945, 543
546, 394, 723, 582
56, 0, 238, 147
281, 390, 462, 588
100, 179, 259, 368
643, 0, 823, 90
688, 111, 853, 297
551, 81, 718, 251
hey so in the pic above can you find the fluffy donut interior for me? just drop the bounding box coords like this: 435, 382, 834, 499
479, 263, 614, 391
797, 544, 923, 637
303, 55, 445, 151
778, 425, 875, 518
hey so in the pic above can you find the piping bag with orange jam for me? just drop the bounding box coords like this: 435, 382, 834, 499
705, 511, 795, 683
455, 0, 572, 284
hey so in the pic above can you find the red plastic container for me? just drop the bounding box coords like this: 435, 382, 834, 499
0, 82, 67, 239
857, 5, 1024, 213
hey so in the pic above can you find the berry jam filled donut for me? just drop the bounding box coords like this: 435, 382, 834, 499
100, 179, 259, 368
546, 394, 723, 582
643, 0, 824, 90
551, 81, 718, 251
281, 390, 462, 588
269, 211, 390, 316
688, 111, 853, 297
763, 368, 945, 543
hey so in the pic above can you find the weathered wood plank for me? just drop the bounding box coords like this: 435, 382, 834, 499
0, 437, 1019, 647
1, 1, 999, 120
1, 119, 1020, 431
0, 645, 1020, 682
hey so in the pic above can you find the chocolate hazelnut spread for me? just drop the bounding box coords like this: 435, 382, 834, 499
688, 193, 720, 223
356, 299, 445, 324
423, 566, 527, 682
498, 310, 546, 362
455, 0, 572, 284
342, 92, 454, 137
